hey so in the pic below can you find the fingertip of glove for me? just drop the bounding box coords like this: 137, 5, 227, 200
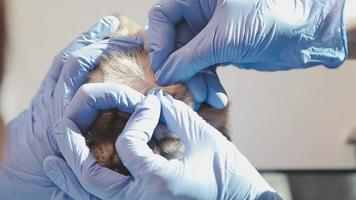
88, 16, 120, 40
144, 93, 160, 106
149, 51, 162, 72
43, 156, 63, 182
186, 75, 208, 103
154, 70, 170, 86
94, 15, 120, 35
147, 87, 164, 96
208, 91, 228, 109
136, 93, 160, 113
156, 90, 175, 110
43, 155, 56, 170
100, 15, 120, 32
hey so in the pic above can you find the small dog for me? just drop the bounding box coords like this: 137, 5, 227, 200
85, 16, 230, 175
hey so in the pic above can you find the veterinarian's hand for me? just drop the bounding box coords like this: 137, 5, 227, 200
149, 0, 347, 96
43, 83, 145, 200
0, 16, 143, 200
44, 88, 282, 200
116, 90, 282, 199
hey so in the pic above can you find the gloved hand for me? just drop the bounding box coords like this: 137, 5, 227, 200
149, 0, 347, 99
0, 16, 143, 200
44, 88, 282, 200
44, 83, 145, 200
144, 4, 229, 110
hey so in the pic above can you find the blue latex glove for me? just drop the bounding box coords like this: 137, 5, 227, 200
149, 0, 348, 103
44, 88, 282, 200
44, 83, 145, 200
0, 16, 143, 200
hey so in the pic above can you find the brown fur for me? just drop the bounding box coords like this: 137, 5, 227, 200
86, 16, 229, 175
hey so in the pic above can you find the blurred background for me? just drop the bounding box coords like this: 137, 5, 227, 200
1, 1, 356, 199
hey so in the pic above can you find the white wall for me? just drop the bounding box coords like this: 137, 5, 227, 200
2, 0, 356, 169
